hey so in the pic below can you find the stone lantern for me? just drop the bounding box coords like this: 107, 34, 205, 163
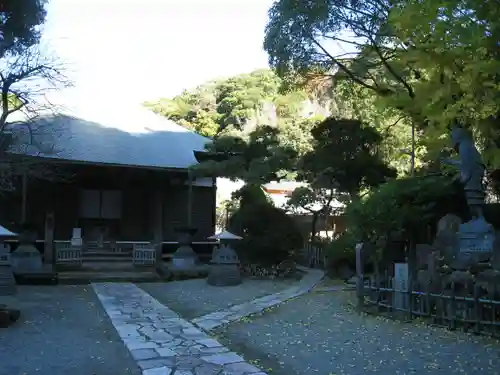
206, 231, 242, 286
171, 226, 198, 270
0, 224, 17, 296
10, 224, 42, 274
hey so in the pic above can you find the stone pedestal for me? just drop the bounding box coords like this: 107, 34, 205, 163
71, 228, 83, 247
207, 264, 242, 286
0, 245, 16, 295
452, 217, 494, 270
206, 242, 242, 287
11, 231, 43, 274
11, 243, 43, 274
171, 227, 198, 270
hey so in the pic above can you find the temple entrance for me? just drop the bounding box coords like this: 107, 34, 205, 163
78, 189, 122, 250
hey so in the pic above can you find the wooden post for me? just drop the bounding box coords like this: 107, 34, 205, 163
187, 170, 193, 228
449, 282, 457, 330
44, 210, 55, 265
355, 243, 364, 310
473, 284, 481, 335
152, 190, 163, 264
21, 172, 27, 224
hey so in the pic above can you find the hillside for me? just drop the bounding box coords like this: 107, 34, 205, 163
143, 69, 333, 138
143, 69, 413, 174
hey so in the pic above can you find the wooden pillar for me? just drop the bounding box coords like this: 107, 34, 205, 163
187, 170, 193, 227
211, 176, 217, 233
21, 172, 27, 224
152, 190, 163, 264
44, 210, 55, 264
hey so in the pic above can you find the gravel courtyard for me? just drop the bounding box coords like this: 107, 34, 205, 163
0, 285, 140, 375
214, 290, 500, 375
139, 278, 293, 319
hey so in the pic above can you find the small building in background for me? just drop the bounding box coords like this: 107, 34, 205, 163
262, 181, 346, 239
215, 179, 346, 239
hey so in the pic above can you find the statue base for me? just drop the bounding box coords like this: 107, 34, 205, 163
452, 217, 495, 270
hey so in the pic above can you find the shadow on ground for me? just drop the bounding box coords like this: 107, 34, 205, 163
214, 290, 500, 375
138, 278, 293, 320
0, 286, 140, 375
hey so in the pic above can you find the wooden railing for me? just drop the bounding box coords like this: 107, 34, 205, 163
7, 239, 218, 266
132, 243, 156, 266
55, 241, 82, 265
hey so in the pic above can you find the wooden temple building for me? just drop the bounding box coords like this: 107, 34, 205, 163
0, 104, 217, 273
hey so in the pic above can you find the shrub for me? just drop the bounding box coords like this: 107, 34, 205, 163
228, 202, 303, 265
344, 174, 459, 245
324, 232, 357, 266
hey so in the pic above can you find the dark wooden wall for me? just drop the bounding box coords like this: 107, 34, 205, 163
0, 163, 216, 242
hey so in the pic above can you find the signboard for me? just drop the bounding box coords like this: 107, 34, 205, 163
393, 263, 409, 310
459, 232, 493, 253
458, 217, 495, 254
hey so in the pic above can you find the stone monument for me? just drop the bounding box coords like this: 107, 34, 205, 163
0, 225, 20, 327
441, 127, 495, 269
442, 127, 486, 218
393, 262, 409, 310
0, 242, 16, 296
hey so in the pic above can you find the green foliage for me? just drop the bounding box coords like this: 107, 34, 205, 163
0, 0, 48, 57
233, 184, 270, 208
228, 201, 303, 265
344, 175, 455, 244
264, 0, 500, 169
145, 69, 286, 137
300, 117, 397, 197
287, 185, 343, 241
145, 69, 331, 141
324, 231, 357, 268
287, 186, 328, 214
333, 81, 415, 174
191, 126, 299, 184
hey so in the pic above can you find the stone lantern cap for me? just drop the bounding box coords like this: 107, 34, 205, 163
0, 225, 17, 237
207, 231, 242, 241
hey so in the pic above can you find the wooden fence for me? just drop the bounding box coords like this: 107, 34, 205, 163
359, 275, 500, 338
301, 243, 327, 268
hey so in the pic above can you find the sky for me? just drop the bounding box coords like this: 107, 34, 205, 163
42, 0, 274, 107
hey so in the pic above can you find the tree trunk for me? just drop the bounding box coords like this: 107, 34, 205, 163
311, 213, 319, 244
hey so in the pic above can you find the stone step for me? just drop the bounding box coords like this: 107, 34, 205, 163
82, 256, 133, 262
82, 251, 133, 257
58, 261, 148, 272
58, 270, 162, 284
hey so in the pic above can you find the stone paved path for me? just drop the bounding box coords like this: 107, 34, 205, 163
92, 282, 267, 375
139, 278, 292, 320
192, 268, 324, 331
